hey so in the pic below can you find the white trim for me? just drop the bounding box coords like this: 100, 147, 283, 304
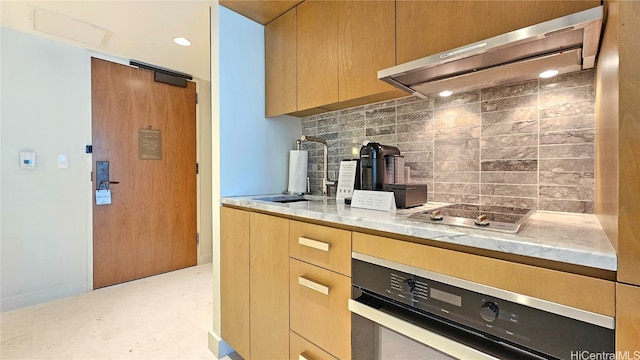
208, 330, 234, 358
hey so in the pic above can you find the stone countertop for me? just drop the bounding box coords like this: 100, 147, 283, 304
221, 195, 617, 271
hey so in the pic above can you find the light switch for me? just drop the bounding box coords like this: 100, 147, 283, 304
20, 152, 36, 169
57, 153, 69, 168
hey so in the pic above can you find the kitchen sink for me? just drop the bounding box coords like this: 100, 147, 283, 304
254, 194, 325, 203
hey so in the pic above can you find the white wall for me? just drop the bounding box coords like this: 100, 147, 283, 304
208, 6, 302, 357
1, 27, 214, 312
218, 6, 301, 197
197, 78, 213, 265
1, 28, 92, 311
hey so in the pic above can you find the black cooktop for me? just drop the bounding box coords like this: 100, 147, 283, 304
409, 203, 536, 233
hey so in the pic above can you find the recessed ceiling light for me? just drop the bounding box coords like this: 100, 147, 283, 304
439, 90, 453, 97
173, 37, 191, 47
539, 69, 559, 79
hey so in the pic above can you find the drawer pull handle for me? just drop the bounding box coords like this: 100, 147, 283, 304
298, 276, 330, 295
298, 236, 330, 252
299, 354, 314, 360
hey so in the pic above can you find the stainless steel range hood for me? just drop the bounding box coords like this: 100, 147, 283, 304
379, 6, 603, 98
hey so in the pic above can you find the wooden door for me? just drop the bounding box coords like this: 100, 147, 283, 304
91, 58, 197, 289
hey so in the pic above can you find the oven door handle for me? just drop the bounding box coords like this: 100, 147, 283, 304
348, 299, 500, 360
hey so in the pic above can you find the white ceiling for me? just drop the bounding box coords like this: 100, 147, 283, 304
1, 0, 212, 81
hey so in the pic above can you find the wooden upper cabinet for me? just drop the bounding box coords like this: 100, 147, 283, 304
396, 0, 602, 64
396, 1, 486, 64
220, 0, 302, 25
338, 0, 397, 101
265, 8, 297, 117
297, 0, 339, 111
265, 0, 400, 116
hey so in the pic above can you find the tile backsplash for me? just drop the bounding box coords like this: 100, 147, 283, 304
300, 69, 596, 213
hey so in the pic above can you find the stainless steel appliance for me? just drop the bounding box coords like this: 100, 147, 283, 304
383, 184, 428, 209
378, 6, 603, 99
410, 203, 537, 234
359, 142, 400, 190
350, 253, 615, 360
385, 155, 405, 185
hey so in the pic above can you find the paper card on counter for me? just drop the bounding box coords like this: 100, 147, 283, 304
336, 160, 358, 203
350, 190, 396, 211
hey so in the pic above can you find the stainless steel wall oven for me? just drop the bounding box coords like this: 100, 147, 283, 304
350, 253, 614, 360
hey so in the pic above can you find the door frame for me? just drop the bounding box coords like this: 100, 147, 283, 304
85, 52, 212, 290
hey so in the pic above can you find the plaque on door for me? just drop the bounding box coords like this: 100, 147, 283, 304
138, 128, 162, 160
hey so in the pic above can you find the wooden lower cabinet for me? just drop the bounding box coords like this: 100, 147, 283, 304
289, 220, 352, 276
220, 207, 250, 358
289, 221, 353, 359
290, 258, 352, 360
616, 283, 640, 354
223, 207, 623, 360
220, 208, 290, 360
290, 331, 338, 360
249, 212, 290, 359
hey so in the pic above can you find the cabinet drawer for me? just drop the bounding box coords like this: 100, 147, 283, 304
353, 232, 615, 317
290, 259, 351, 360
290, 221, 351, 276
290, 331, 338, 360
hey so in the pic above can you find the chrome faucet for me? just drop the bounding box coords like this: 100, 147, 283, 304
300, 135, 336, 196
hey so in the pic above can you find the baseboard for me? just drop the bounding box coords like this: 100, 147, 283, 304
1, 280, 88, 312
199, 253, 213, 265
208, 330, 234, 358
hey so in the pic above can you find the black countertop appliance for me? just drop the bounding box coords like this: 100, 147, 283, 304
359, 142, 400, 190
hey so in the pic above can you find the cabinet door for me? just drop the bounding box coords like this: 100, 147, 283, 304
616, 283, 640, 354
297, 0, 339, 110
250, 212, 290, 359
266, 7, 297, 117
397, 0, 601, 64
220, 207, 250, 359
487, 1, 601, 42
338, 0, 396, 101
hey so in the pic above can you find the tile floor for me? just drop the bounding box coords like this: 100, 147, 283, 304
1, 263, 230, 360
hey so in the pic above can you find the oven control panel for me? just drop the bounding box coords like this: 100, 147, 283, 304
384, 267, 528, 342
352, 258, 614, 359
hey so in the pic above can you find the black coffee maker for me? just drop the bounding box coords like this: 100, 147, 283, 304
359, 142, 400, 190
